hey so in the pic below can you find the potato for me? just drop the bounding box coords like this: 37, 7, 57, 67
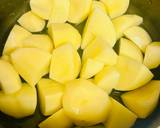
119, 38, 143, 63
48, 0, 69, 23
124, 26, 152, 52
11, 48, 51, 86
112, 15, 143, 39
48, 23, 81, 49
115, 55, 153, 91
1, 55, 11, 63
3, 25, 31, 55
80, 59, 104, 79
68, 0, 92, 24
0, 83, 37, 118
92, 1, 107, 13
18, 11, 45, 32
22, 34, 53, 53
37, 78, 64, 116
122, 80, 160, 118
100, 0, 130, 19
63, 79, 111, 126
50, 43, 81, 83
39, 109, 73, 128
0, 60, 21, 94
82, 38, 118, 66
94, 66, 120, 94
81, 8, 116, 49
144, 42, 160, 69
30, 0, 52, 20
104, 98, 137, 128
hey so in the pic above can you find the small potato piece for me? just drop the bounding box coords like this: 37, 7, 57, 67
63, 79, 111, 126
37, 78, 64, 116
104, 98, 137, 128
68, 0, 92, 24
39, 109, 73, 128
124, 26, 152, 52
1, 55, 11, 63
18, 11, 45, 32
92, 1, 107, 12
112, 15, 143, 39
48, 23, 81, 49
144, 42, 160, 69
121, 80, 160, 118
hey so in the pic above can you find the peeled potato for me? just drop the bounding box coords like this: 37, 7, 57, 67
119, 38, 143, 63
68, 0, 92, 24
92, 1, 107, 13
124, 26, 152, 52
63, 79, 111, 126
121, 80, 160, 118
144, 42, 160, 69
37, 78, 64, 116
112, 15, 143, 39
48, 23, 81, 49
11, 48, 51, 86
1, 55, 11, 63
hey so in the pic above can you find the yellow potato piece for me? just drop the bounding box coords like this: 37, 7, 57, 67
101, 0, 130, 19
81, 8, 116, 49
80, 59, 104, 79
11, 48, 51, 86
3, 25, 31, 55
0, 60, 21, 94
48, 23, 81, 49
63, 79, 111, 126
68, 0, 92, 24
50, 43, 81, 83
30, 0, 52, 19
119, 38, 143, 63
39, 109, 73, 128
115, 56, 153, 91
121, 80, 160, 118
48, 0, 69, 23
94, 66, 120, 94
22, 34, 53, 53
124, 26, 152, 52
0, 83, 37, 118
1, 55, 11, 63
37, 78, 64, 116
112, 15, 143, 39
144, 42, 160, 69
104, 98, 137, 128
92, 1, 107, 12
82, 38, 118, 66
18, 11, 45, 32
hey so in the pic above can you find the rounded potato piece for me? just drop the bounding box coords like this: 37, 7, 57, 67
92, 1, 107, 13
63, 79, 111, 126
0, 59, 21, 94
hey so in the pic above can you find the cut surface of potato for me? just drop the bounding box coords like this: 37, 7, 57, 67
82, 38, 117, 66
104, 98, 137, 128
0, 59, 21, 94
48, 23, 81, 49
30, 0, 52, 19
100, 0, 130, 19
39, 109, 73, 128
0, 83, 37, 118
37, 78, 64, 116
22, 34, 53, 53
63, 79, 111, 126
68, 0, 92, 24
144, 42, 160, 69
50, 43, 81, 83
92, 1, 107, 12
121, 80, 160, 118
119, 38, 143, 62
115, 55, 153, 91
18, 11, 45, 32
112, 15, 143, 39
80, 59, 104, 79
124, 26, 152, 52
81, 8, 116, 49
94, 66, 120, 94
3, 25, 31, 55
11, 48, 51, 86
